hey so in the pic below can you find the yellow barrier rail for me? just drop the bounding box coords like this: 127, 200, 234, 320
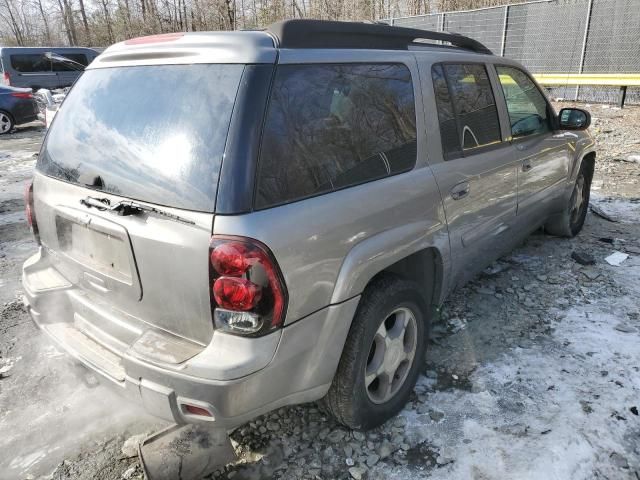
532, 73, 639, 107
534, 73, 640, 87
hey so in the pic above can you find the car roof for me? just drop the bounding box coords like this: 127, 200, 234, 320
91, 20, 496, 69
92, 31, 277, 68
267, 20, 492, 54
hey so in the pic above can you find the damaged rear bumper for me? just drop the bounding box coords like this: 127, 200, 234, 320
22, 249, 360, 428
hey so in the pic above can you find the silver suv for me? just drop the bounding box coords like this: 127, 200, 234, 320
22, 20, 595, 431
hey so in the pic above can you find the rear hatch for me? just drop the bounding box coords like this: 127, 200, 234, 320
34, 63, 244, 351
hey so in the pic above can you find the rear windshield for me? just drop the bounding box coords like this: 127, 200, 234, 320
38, 64, 244, 211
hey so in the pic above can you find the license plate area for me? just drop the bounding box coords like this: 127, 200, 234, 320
53, 206, 141, 298
60, 220, 132, 283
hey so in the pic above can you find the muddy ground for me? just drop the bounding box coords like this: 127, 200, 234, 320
1, 103, 639, 480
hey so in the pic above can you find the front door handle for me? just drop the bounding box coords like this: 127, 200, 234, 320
451, 182, 470, 200
522, 160, 533, 172
552, 132, 579, 140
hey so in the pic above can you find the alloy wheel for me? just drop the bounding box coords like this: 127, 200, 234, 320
364, 307, 418, 404
570, 173, 587, 225
0, 113, 12, 134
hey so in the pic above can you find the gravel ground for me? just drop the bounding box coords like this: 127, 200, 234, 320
1, 103, 639, 480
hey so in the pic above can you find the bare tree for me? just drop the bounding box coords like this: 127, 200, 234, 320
76, 0, 90, 43
0, 0, 25, 44
99, 0, 115, 43
62, 0, 78, 43
34, 0, 52, 43
0, 0, 530, 48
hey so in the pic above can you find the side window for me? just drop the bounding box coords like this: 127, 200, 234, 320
431, 64, 461, 159
52, 53, 88, 71
256, 63, 417, 209
496, 66, 551, 138
10, 54, 51, 73
63, 54, 88, 66
431, 63, 502, 157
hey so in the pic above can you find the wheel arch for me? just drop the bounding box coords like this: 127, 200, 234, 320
570, 148, 596, 184
367, 247, 444, 315
330, 220, 448, 319
580, 151, 596, 179
0, 109, 15, 124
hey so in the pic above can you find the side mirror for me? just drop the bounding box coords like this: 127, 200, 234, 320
558, 108, 591, 130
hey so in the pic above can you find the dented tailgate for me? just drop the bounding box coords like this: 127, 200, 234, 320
32, 173, 216, 347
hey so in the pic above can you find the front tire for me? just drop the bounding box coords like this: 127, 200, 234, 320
323, 275, 427, 430
545, 160, 593, 237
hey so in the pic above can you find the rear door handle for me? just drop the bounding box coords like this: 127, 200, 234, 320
522, 160, 533, 172
450, 182, 470, 200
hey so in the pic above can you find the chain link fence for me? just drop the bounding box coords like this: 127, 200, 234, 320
388, 0, 640, 105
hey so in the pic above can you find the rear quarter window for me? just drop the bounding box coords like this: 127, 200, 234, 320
255, 63, 417, 209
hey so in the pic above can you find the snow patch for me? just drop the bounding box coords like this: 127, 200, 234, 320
376, 198, 640, 480
591, 195, 640, 224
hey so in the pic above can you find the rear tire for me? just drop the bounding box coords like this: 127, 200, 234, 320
0, 111, 14, 134
545, 160, 593, 237
323, 275, 427, 430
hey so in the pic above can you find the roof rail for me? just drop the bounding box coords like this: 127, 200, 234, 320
266, 19, 493, 55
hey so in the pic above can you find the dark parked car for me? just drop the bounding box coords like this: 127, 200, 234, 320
0, 85, 39, 134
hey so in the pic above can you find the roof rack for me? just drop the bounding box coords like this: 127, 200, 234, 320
266, 20, 493, 55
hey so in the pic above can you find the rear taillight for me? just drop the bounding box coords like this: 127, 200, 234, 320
24, 180, 40, 244
11, 92, 33, 99
213, 277, 261, 311
209, 236, 287, 336
2, 72, 9, 86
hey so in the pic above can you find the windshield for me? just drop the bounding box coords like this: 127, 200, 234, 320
38, 64, 244, 211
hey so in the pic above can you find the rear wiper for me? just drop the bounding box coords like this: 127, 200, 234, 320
111, 200, 196, 225
80, 195, 110, 210
80, 196, 195, 225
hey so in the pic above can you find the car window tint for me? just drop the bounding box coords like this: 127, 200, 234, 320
256, 63, 417, 209
38, 64, 244, 212
431, 64, 461, 159
52, 53, 88, 71
443, 64, 501, 152
11, 54, 51, 72
62, 54, 88, 65
496, 66, 551, 138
